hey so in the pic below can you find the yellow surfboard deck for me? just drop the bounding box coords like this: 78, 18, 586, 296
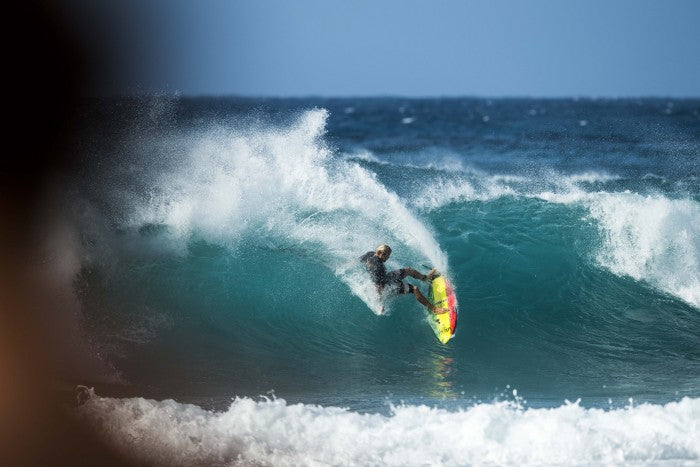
428, 276, 458, 344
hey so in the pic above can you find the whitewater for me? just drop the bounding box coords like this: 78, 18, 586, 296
76, 392, 699, 466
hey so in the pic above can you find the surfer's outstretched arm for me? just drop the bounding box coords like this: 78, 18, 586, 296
401, 268, 439, 282
401, 268, 427, 281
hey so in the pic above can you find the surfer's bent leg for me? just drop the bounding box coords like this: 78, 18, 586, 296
413, 287, 447, 314
412, 287, 431, 308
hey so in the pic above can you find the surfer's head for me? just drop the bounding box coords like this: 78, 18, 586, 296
375, 244, 392, 261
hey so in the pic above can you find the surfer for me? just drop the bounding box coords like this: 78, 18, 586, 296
360, 244, 447, 314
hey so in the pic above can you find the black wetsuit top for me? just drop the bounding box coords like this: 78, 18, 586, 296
360, 251, 413, 294
360, 251, 387, 287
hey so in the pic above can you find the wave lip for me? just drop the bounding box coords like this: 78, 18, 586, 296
77, 393, 700, 466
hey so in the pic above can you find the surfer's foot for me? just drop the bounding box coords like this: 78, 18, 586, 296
425, 269, 440, 282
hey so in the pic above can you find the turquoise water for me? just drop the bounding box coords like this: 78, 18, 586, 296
60, 97, 699, 464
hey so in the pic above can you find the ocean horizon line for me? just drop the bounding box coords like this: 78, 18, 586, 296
84, 92, 700, 101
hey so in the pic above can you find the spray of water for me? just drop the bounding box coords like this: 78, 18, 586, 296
129, 109, 447, 313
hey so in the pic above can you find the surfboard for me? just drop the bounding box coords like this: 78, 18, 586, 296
428, 275, 458, 344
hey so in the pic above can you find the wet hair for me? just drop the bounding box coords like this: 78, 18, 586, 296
376, 244, 392, 255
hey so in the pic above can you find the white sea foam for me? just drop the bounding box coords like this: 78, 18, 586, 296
585, 193, 700, 309
342, 149, 470, 174
129, 109, 447, 314
538, 190, 700, 309
77, 393, 700, 466
565, 171, 621, 184
414, 170, 616, 210
341, 149, 388, 165
416, 178, 518, 209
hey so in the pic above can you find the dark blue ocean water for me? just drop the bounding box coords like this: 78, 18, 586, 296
59, 97, 699, 464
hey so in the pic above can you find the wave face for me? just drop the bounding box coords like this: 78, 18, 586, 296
48, 97, 699, 462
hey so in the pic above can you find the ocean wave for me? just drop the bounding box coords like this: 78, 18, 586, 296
412, 170, 699, 309
531, 191, 699, 309
585, 193, 700, 309
76, 392, 700, 466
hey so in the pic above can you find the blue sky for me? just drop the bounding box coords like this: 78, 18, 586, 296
73, 0, 700, 97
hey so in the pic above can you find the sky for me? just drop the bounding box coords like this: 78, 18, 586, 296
65, 0, 700, 97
